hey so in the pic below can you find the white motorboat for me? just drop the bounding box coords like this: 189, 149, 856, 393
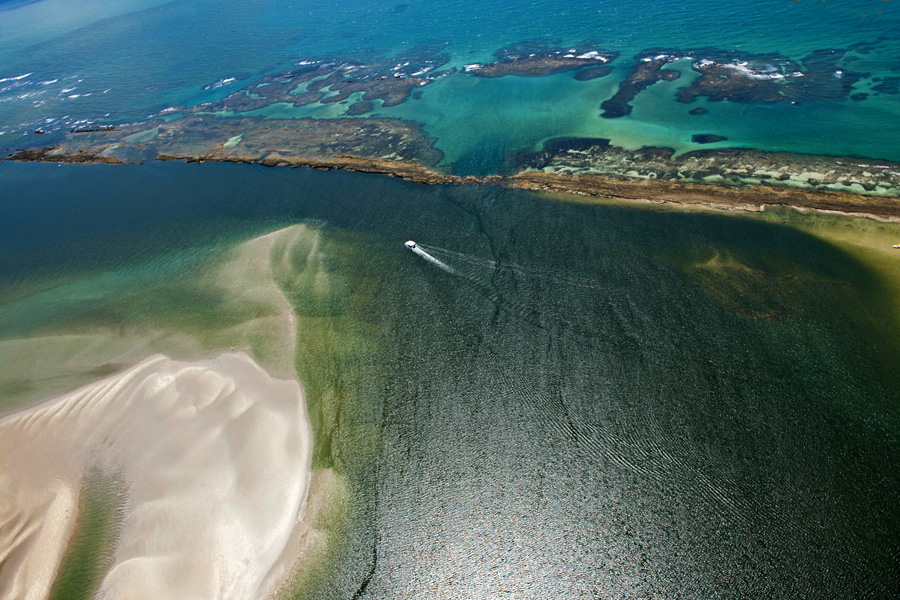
405, 240, 417, 250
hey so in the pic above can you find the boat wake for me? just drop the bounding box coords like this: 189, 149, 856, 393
408, 241, 605, 293
419, 243, 606, 292
405, 240, 454, 274
405, 240, 615, 338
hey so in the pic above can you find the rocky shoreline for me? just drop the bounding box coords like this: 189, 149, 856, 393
4, 75, 899, 220
463, 41, 617, 78
7, 132, 900, 221
507, 171, 900, 220
505, 137, 900, 197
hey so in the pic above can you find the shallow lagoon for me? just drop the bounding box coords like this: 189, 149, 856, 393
2, 0, 900, 169
2, 161, 898, 597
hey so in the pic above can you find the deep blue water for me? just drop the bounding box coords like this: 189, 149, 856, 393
0, 0, 40, 10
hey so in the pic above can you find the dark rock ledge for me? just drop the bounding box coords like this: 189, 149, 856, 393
5, 122, 900, 220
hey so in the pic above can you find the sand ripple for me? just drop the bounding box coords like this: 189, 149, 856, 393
0, 352, 311, 600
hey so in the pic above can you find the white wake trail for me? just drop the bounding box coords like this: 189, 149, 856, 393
409, 244, 455, 274
419, 244, 604, 292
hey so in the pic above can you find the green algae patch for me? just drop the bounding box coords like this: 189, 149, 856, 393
268, 225, 385, 470
266, 225, 392, 599
48, 470, 127, 600
275, 470, 353, 600
122, 126, 159, 144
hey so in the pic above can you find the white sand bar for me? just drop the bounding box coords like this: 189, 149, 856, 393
0, 352, 312, 600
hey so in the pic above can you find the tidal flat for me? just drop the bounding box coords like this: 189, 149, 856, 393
1, 161, 898, 598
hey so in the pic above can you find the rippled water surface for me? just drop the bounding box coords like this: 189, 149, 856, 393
2, 162, 898, 597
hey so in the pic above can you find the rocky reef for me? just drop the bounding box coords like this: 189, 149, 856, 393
4, 38, 900, 220
675, 48, 863, 105
600, 57, 681, 118
8, 118, 900, 220
4, 113, 447, 175
506, 136, 900, 201
174, 46, 456, 117
600, 44, 872, 119
508, 170, 900, 219
345, 101, 374, 116
463, 40, 617, 78
692, 134, 728, 144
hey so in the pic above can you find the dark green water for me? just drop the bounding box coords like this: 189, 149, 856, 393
1, 162, 898, 597
47, 470, 126, 600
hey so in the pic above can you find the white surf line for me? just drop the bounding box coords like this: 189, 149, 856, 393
406, 241, 454, 274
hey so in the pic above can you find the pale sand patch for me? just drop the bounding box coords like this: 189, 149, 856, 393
0, 352, 312, 600
209, 225, 307, 379
0, 329, 208, 415
259, 469, 345, 599
0, 224, 311, 414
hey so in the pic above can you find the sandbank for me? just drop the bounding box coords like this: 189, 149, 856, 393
0, 352, 312, 600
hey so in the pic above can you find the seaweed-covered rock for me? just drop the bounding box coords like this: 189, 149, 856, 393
692, 134, 728, 144
600, 58, 681, 118
464, 40, 617, 78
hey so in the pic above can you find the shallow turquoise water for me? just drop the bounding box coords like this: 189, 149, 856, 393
1, 0, 899, 170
